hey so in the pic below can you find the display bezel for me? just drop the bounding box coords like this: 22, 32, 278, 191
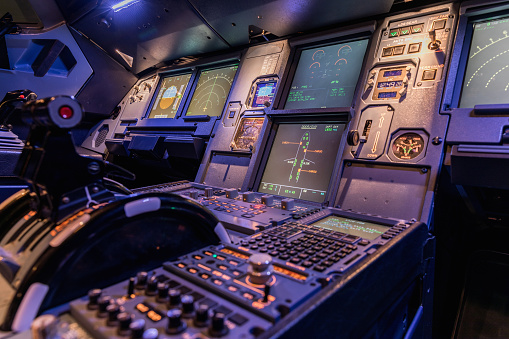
250, 116, 348, 205
309, 214, 392, 240
273, 31, 371, 112
144, 70, 195, 120
182, 63, 240, 118
448, 10, 509, 109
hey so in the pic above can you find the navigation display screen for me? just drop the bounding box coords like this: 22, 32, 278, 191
310, 215, 389, 240
460, 17, 509, 107
257, 122, 345, 202
148, 73, 192, 118
285, 38, 369, 109
252, 82, 277, 108
186, 65, 238, 116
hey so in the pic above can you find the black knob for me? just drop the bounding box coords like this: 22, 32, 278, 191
181, 295, 195, 318
87, 289, 102, 310
130, 319, 145, 339
166, 309, 187, 334
156, 282, 169, 303
347, 130, 360, 146
194, 304, 210, 327
97, 296, 112, 318
167, 289, 181, 308
142, 328, 159, 339
135, 272, 148, 289
145, 276, 158, 296
209, 312, 229, 337
107, 304, 122, 326
118, 312, 133, 335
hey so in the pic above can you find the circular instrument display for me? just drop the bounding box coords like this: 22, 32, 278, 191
392, 132, 425, 160
186, 65, 238, 117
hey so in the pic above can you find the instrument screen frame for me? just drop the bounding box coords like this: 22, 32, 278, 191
272, 30, 373, 112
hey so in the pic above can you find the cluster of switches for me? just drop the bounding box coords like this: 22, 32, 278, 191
84, 272, 233, 338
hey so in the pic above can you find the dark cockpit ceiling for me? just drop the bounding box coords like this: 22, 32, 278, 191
7, 0, 445, 75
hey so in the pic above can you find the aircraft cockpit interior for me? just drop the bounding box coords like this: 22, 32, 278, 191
0, 0, 508, 338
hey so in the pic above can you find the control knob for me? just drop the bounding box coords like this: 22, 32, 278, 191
194, 304, 210, 327
129, 319, 146, 339
168, 289, 181, 308
261, 195, 274, 206
181, 295, 195, 318
209, 312, 229, 337
87, 289, 102, 310
248, 253, 274, 285
281, 198, 295, 211
97, 296, 112, 318
166, 309, 186, 334
145, 275, 158, 296
118, 312, 133, 336
346, 130, 360, 146
204, 187, 214, 198
188, 190, 199, 200
242, 191, 255, 203
142, 328, 159, 339
106, 304, 122, 326
135, 271, 148, 289
226, 188, 238, 199
156, 282, 169, 303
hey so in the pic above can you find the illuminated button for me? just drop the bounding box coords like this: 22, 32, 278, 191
199, 273, 211, 280
412, 24, 424, 34
432, 19, 447, 30
187, 268, 198, 274
422, 69, 437, 81
392, 45, 405, 55
399, 26, 411, 35
58, 106, 73, 119
193, 255, 203, 260
382, 47, 393, 57
408, 43, 421, 53
389, 28, 399, 37
227, 285, 239, 292
212, 279, 223, 286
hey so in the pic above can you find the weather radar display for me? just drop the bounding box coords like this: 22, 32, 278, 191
460, 17, 509, 107
148, 73, 191, 119
186, 65, 238, 116
285, 39, 369, 109
258, 123, 345, 202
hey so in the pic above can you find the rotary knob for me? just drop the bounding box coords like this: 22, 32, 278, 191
156, 282, 169, 303
194, 304, 210, 327
189, 190, 199, 200
130, 319, 146, 339
181, 295, 195, 318
261, 195, 274, 206
135, 271, 148, 289
347, 130, 360, 146
248, 253, 274, 285
225, 188, 238, 199
107, 304, 122, 326
204, 187, 214, 198
87, 289, 102, 310
118, 312, 133, 336
281, 198, 295, 211
242, 192, 255, 203
145, 276, 158, 296
97, 296, 112, 318
166, 309, 186, 334
142, 328, 159, 339
209, 312, 229, 337
168, 289, 181, 308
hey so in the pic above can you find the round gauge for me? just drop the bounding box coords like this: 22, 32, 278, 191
392, 132, 425, 160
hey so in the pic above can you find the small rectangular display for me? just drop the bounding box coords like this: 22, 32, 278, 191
378, 92, 397, 99
377, 80, 403, 88
285, 38, 369, 109
252, 82, 277, 108
310, 215, 389, 240
460, 17, 509, 107
186, 65, 238, 116
257, 122, 345, 203
383, 70, 402, 77
148, 73, 192, 119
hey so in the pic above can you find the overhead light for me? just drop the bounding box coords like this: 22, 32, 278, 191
112, 0, 140, 12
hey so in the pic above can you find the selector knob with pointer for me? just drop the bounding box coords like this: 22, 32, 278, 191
248, 253, 274, 285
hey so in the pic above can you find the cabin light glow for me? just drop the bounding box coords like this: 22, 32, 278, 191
112, 0, 140, 12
